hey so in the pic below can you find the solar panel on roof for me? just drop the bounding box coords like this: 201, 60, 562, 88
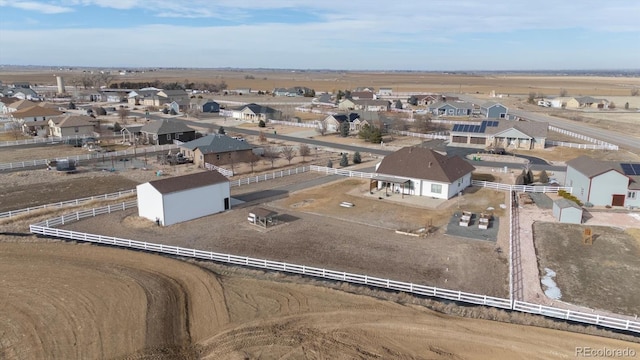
463, 125, 470, 132
452, 124, 460, 132
632, 164, 640, 175
492, 121, 499, 126
621, 163, 635, 175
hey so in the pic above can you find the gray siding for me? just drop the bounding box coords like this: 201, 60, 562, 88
565, 166, 592, 204
589, 171, 629, 206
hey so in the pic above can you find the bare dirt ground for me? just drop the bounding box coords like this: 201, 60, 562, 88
533, 222, 640, 317
0, 144, 90, 163
1, 239, 638, 359
60, 176, 509, 297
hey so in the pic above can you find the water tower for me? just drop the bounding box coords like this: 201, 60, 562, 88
56, 75, 65, 94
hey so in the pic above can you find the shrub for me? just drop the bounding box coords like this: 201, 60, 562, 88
353, 151, 362, 164
327, 159, 333, 168
218, 126, 225, 134
113, 122, 122, 132
340, 153, 349, 167
258, 120, 266, 128
538, 170, 549, 184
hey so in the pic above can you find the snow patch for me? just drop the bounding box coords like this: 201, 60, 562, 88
541, 268, 562, 300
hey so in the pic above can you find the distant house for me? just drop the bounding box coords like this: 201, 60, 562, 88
48, 114, 96, 138
565, 156, 640, 207
157, 89, 189, 104
190, 98, 220, 113
136, 171, 231, 226
552, 199, 583, 224
140, 119, 196, 145
228, 103, 281, 121
428, 101, 474, 117
480, 102, 508, 118
0, 97, 20, 114
415, 94, 458, 106
179, 134, 255, 168
11, 88, 39, 100
449, 120, 547, 150
273, 86, 313, 97
232, 88, 252, 95
127, 89, 159, 106
353, 99, 391, 112
378, 88, 393, 96
315, 93, 334, 106
374, 147, 475, 200
9, 105, 63, 123
6, 99, 38, 113
576, 96, 609, 109
351, 91, 375, 100
337, 98, 356, 111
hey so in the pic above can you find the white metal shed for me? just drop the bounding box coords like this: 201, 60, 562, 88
552, 198, 583, 224
137, 171, 230, 226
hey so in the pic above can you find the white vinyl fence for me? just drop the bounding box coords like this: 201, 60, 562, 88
229, 166, 310, 187
0, 189, 136, 219
309, 165, 374, 178
546, 140, 619, 151
204, 162, 234, 177
391, 130, 449, 140
0, 134, 91, 148
472, 180, 572, 193
548, 126, 619, 150
0, 144, 177, 171
268, 119, 320, 128
28, 201, 640, 334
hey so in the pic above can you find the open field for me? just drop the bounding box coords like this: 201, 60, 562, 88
2, 69, 639, 96
2, 240, 638, 359
533, 222, 640, 317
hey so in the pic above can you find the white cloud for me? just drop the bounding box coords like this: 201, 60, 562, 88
0, 0, 73, 13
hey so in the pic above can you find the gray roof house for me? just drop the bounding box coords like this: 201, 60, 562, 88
428, 101, 474, 117
449, 120, 548, 150
229, 103, 281, 121
374, 147, 475, 200
179, 134, 255, 168
140, 119, 196, 145
480, 102, 508, 119
565, 156, 639, 208
190, 98, 220, 113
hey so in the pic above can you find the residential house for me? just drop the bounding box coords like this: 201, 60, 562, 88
48, 114, 96, 138
136, 171, 231, 226
353, 99, 390, 112
378, 88, 393, 96
180, 134, 255, 168
351, 91, 375, 100
157, 89, 190, 104
414, 94, 458, 106
449, 120, 548, 150
562, 97, 581, 109
228, 103, 281, 121
374, 147, 475, 200
120, 124, 144, 143
231, 88, 252, 95
0, 97, 20, 114
272, 86, 313, 97
128, 89, 158, 106
140, 119, 196, 145
6, 99, 38, 113
428, 101, 474, 117
323, 112, 364, 132
565, 156, 640, 207
337, 98, 356, 111
315, 93, 334, 106
576, 96, 609, 109
11, 88, 39, 100
354, 87, 375, 93
190, 98, 220, 113
480, 102, 508, 118
9, 105, 64, 123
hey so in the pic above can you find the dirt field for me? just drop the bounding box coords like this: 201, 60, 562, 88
1, 240, 638, 359
59, 176, 509, 297
533, 222, 640, 317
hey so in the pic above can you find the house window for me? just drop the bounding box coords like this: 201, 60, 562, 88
216, 154, 221, 160
166, 134, 171, 140
74, 127, 79, 133
629, 191, 637, 199
431, 184, 442, 194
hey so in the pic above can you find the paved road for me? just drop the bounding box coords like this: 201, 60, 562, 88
452, 94, 640, 152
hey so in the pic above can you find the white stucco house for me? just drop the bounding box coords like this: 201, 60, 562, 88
565, 156, 640, 208
374, 147, 475, 200
136, 171, 231, 226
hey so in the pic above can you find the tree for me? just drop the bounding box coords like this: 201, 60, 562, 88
414, 114, 432, 133
117, 108, 130, 125
263, 146, 278, 168
169, 108, 177, 115
340, 121, 350, 137
624, 102, 630, 110
392, 118, 408, 132
218, 126, 226, 134
7, 121, 23, 140
93, 107, 107, 116
407, 95, 418, 106
113, 122, 122, 132
340, 153, 349, 167
526, 168, 534, 185
336, 90, 345, 101
316, 119, 327, 136
538, 170, 549, 184
560, 88, 568, 97
247, 153, 260, 173
515, 174, 525, 185
369, 127, 383, 144
358, 124, 372, 141
258, 131, 267, 143
298, 143, 311, 161
527, 92, 536, 104
280, 145, 295, 164
394, 99, 403, 109
327, 159, 333, 168
68, 101, 76, 110
353, 151, 362, 164
609, 102, 616, 109
258, 119, 266, 127
162, 108, 169, 114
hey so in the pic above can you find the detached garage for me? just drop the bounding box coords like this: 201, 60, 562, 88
137, 171, 230, 226
552, 198, 583, 224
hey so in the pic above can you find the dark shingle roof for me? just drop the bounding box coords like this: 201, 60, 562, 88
140, 119, 194, 135
180, 134, 252, 154
235, 103, 279, 115
148, 171, 228, 195
376, 147, 475, 183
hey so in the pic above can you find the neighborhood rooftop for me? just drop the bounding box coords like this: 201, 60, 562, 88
148, 171, 228, 195
140, 119, 194, 135
376, 147, 475, 183
180, 134, 253, 154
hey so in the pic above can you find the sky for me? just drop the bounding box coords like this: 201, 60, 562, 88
0, 0, 639, 70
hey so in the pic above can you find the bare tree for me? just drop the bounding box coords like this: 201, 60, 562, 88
95, 73, 115, 89
263, 146, 279, 168
247, 153, 260, 173
8, 121, 23, 140
413, 114, 432, 133
80, 73, 95, 89
298, 143, 311, 162
559, 88, 568, 97
117, 107, 130, 125
258, 131, 267, 143
632, 88, 639, 96
316, 119, 327, 136
281, 145, 295, 164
